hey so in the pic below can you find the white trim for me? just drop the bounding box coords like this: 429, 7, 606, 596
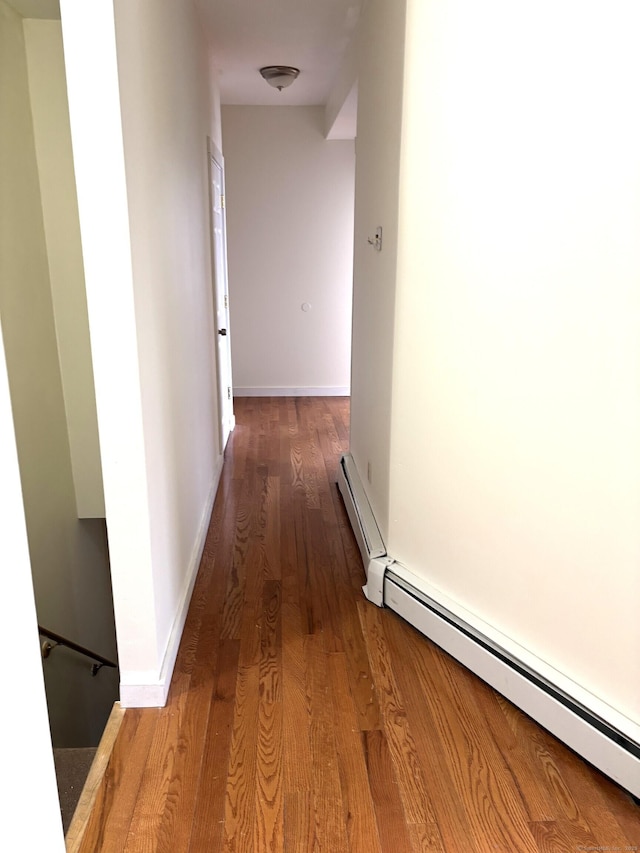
337, 453, 389, 605
235, 386, 350, 397
388, 563, 640, 746
119, 680, 168, 710
363, 556, 391, 607
385, 576, 640, 799
207, 136, 224, 170
337, 452, 640, 798
207, 136, 235, 453
337, 454, 385, 561
119, 454, 224, 708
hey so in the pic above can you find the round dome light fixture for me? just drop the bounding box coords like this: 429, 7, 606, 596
259, 66, 300, 92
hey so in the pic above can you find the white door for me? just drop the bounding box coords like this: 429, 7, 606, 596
208, 139, 234, 451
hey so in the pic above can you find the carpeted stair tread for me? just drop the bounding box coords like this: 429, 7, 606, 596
54, 747, 97, 834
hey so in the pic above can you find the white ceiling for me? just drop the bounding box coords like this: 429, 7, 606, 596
196, 0, 364, 106
7, 0, 361, 112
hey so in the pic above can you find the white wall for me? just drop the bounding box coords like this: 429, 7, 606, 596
23, 19, 104, 518
0, 0, 118, 746
0, 324, 65, 850
61, 0, 224, 706
0, 6, 65, 843
348, 0, 640, 736
114, 0, 224, 695
222, 106, 354, 396
349, 0, 407, 536
387, 0, 640, 732
324, 33, 357, 140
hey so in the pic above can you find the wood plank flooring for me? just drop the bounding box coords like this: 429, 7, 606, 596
78, 396, 640, 852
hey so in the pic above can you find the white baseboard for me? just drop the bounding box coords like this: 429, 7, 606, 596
385, 573, 640, 799
234, 386, 350, 397
119, 453, 224, 708
336, 453, 640, 799
337, 453, 389, 605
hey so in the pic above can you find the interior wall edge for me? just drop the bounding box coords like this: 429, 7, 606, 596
119, 451, 223, 708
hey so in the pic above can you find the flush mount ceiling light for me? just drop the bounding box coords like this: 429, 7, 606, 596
259, 66, 300, 91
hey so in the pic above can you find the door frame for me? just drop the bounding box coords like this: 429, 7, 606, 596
207, 137, 235, 452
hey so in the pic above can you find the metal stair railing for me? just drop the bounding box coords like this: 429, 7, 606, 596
38, 625, 118, 676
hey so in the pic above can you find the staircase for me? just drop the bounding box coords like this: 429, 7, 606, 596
52, 703, 125, 850
54, 747, 97, 834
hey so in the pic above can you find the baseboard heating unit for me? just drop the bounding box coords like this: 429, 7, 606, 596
337, 452, 640, 800
337, 453, 392, 606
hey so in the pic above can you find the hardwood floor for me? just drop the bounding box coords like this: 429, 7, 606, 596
78, 397, 639, 852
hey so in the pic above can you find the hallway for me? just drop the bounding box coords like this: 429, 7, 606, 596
76, 397, 639, 852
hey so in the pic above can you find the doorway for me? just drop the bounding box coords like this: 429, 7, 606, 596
208, 138, 235, 450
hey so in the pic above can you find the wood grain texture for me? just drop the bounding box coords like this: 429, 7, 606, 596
358, 601, 437, 827
364, 729, 414, 852
66, 702, 125, 853
77, 708, 158, 852
77, 397, 640, 852
187, 639, 240, 852
327, 652, 382, 853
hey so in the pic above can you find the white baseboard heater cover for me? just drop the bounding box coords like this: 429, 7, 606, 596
337, 453, 392, 605
336, 453, 640, 800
